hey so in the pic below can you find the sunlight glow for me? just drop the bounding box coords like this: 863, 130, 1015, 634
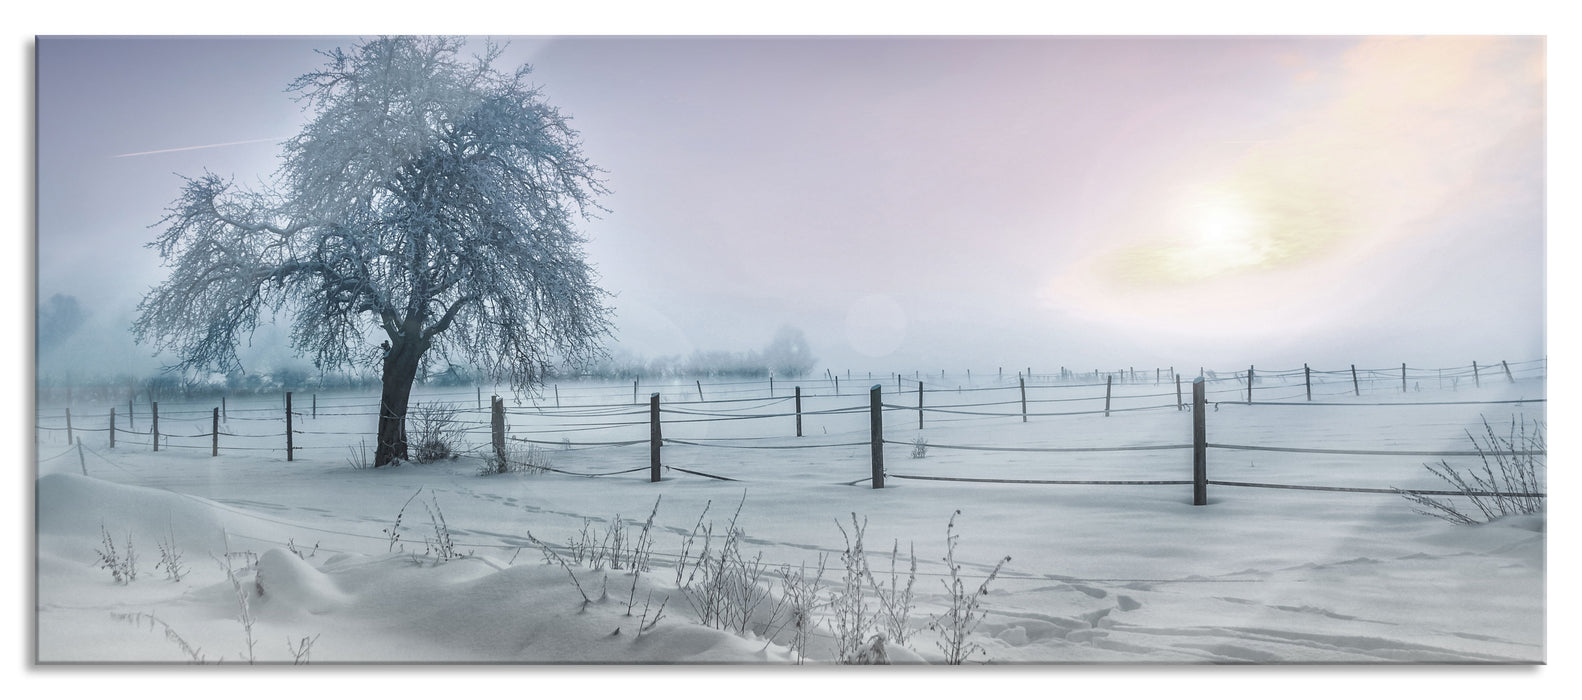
1185, 193, 1266, 274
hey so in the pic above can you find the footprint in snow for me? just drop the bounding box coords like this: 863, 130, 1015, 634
1069, 583, 1108, 599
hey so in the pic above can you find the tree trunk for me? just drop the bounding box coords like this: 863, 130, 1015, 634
375, 339, 427, 467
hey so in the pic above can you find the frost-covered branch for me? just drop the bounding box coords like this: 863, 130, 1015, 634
135, 35, 612, 391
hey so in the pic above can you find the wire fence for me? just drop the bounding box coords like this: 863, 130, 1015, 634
37, 358, 1547, 502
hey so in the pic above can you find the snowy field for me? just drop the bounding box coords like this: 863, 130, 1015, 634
33, 365, 1546, 664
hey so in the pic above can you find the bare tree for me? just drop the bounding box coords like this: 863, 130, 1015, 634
134, 36, 611, 466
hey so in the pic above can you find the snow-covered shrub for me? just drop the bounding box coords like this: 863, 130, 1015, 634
383, 489, 421, 552
675, 500, 713, 587
928, 510, 1011, 665
830, 513, 877, 662
719, 545, 773, 636
95, 523, 137, 585
1397, 416, 1546, 524
409, 402, 465, 463
346, 439, 372, 470
910, 435, 928, 459
770, 555, 827, 664
528, 530, 601, 610
567, 497, 660, 573
848, 634, 890, 664
288, 634, 320, 664
568, 519, 599, 567
624, 497, 660, 574
679, 506, 734, 629
419, 491, 464, 564
635, 593, 668, 637
222, 559, 257, 664
111, 612, 207, 663
679, 494, 773, 635
479, 442, 551, 476
867, 540, 917, 646
286, 538, 319, 560
155, 526, 187, 581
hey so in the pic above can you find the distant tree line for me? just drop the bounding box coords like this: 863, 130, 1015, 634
36, 321, 818, 402
575, 326, 817, 380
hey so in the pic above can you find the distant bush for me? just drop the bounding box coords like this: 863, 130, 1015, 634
564, 326, 816, 380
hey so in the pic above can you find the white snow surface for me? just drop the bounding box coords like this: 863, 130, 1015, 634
34, 372, 1545, 664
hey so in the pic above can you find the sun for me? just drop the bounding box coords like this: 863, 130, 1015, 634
1186, 193, 1265, 272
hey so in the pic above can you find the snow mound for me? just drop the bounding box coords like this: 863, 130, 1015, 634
253, 548, 353, 617
36, 473, 275, 559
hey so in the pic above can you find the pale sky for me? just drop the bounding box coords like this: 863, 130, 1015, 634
34, 35, 1546, 377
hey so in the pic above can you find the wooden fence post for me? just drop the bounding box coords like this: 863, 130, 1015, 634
869, 385, 884, 489
77, 438, 87, 476
109, 408, 115, 449
129, 399, 135, 430
491, 396, 507, 467
1503, 360, 1515, 383
1351, 364, 1360, 396
795, 386, 803, 438
478, 387, 482, 410
1104, 375, 1112, 417
650, 393, 662, 483
312, 394, 317, 420
1401, 363, 1407, 393
1246, 366, 1254, 404
834, 376, 840, 395
286, 392, 294, 461
66, 409, 72, 445
222, 396, 227, 423
917, 382, 924, 430
1176, 374, 1184, 410
1473, 361, 1481, 388
212, 407, 219, 457
770, 376, 776, 397
634, 380, 638, 405
152, 402, 159, 452
1305, 364, 1311, 401
554, 384, 560, 408
1193, 377, 1207, 506
697, 380, 704, 401
1019, 376, 1028, 423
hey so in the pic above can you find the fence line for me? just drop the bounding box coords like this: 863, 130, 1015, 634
664, 438, 869, 450
1204, 480, 1545, 497
881, 439, 1191, 454
38, 359, 1547, 506
1204, 443, 1544, 458
898, 475, 1189, 487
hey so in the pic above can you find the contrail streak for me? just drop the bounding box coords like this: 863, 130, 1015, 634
113, 136, 287, 159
